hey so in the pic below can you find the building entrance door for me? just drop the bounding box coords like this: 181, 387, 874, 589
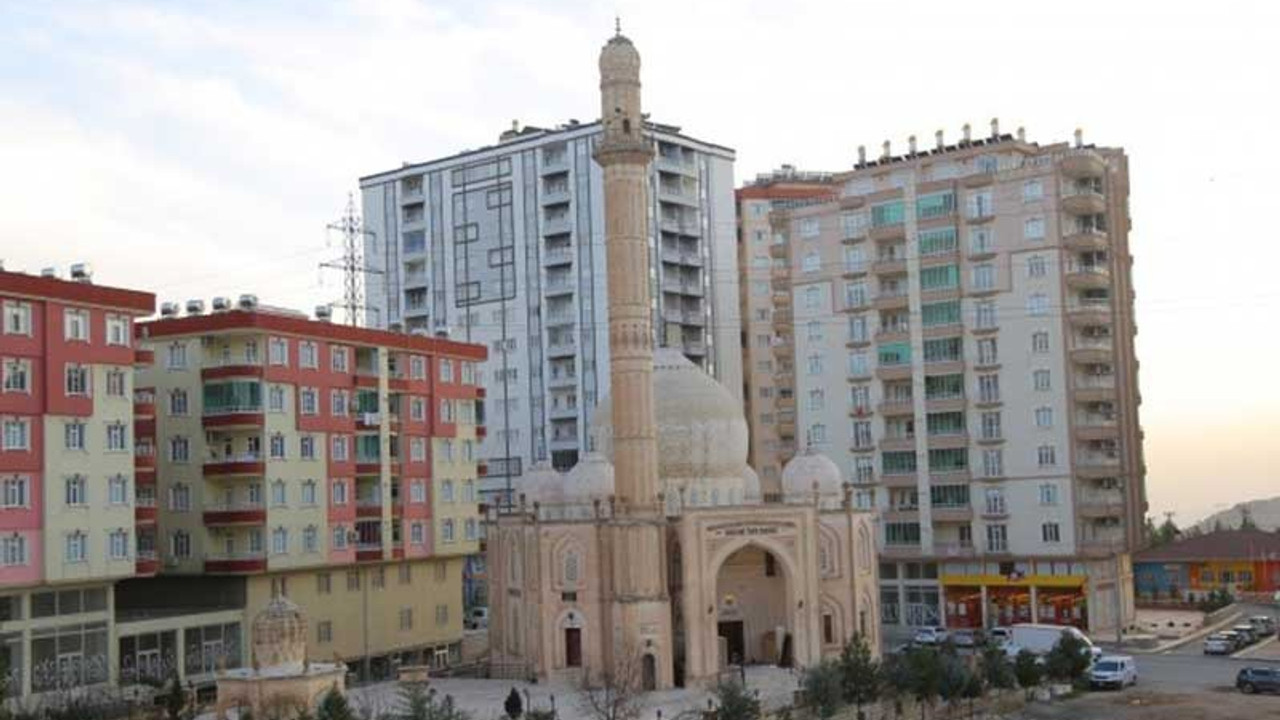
718, 621, 745, 666
564, 628, 581, 668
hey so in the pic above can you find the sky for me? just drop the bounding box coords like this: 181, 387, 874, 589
1, 0, 1277, 525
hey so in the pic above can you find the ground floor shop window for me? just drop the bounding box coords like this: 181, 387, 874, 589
30, 622, 109, 692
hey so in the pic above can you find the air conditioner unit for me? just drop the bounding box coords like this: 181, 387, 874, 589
185, 299, 205, 315
159, 302, 180, 318
238, 294, 259, 310
211, 297, 232, 312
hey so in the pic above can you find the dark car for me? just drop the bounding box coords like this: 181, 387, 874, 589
1237, 667, 1280, 694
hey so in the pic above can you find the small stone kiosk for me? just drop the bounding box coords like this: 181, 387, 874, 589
214, 596, 346, 719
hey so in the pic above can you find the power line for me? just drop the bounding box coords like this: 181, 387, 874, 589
320, 193, 383, 327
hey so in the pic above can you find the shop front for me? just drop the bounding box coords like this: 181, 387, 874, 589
941, 568, 1089, 630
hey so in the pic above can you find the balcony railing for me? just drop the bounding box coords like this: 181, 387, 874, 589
1076, 451, 1121, 466
206, 452, 264, 465
203, 404, 263, 417
205, 551, 266, 562
1075, 375, 1116, 390
204, 502, 265, 513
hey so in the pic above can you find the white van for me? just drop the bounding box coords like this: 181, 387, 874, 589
1090, 655, 1137, 689
1003, 623, 1100, 660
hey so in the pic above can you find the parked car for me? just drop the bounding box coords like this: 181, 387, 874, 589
1231, 624, 1259, 645
951, 629, 986, 649
1237, 667, 1280, 694
1203, 633, 1235, 655
989, 627, 1012, 646
1219, 630, 1245, 651
464, 607, 489, 630
1248, 615, 1277, 637
913, 626, 950, 646
1090, 655, 1138, 689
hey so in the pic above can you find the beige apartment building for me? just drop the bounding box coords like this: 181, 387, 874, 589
739, 125, 1145, 637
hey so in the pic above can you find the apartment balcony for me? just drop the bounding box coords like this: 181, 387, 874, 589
545, 278, 575, 297
135, 551, 159, 577
1075, 450, 1122, 478
549, 403, 579, 420
541, 153, 569, 174
1066, 298, 1112, 325
878, 400, 914, 417
930, 468, 972, 483
844, 295, 871, 313
880, 472, 919, 489
1079, 528, 1126, 554
872, 292, 909, 311
924, 396, 965, 413
657, 187, 698, 207
927, 433, 969, 450
776, 415, 796, 436
683, 340, 708, 356
663, 279, 705, 297
133, 348, 155, 368
545, 312, 575, 328
202, 407, 265, 430
875, 325, 910, 344
1066, 263, 1111, 289
975, 431, 1004, 446
356, 500, 404, 519
133, 390, 156, 418
356, 544, 387, 562
878, 436, 915, 452
658, 217, 701, 236
770, 275, 790, 293
775, 395, 796, 412
872, 256, 907, 275
541, 188, 572, 206
934, 543, 976, 559
134, 498, 157, 524
1069, 335, 1113, 364
203, 454, 266, 478
1061, 150, 1106, 178
931, 506, 974, 524
201, 361, 265, 381
967, 243, 997, 261
845, 334, 872, 349
549, 435, 579, 452
543, 217, 572, 236
1064, 229, 1109, 252
876, 364, 913, 381
981, 504, 1009, 520
543, 247, 574, 266
769, 242, 789, 259
880, 544, 924, 560
848, 404, 874, 420
203, 503, 267, 526
770, 338, 793, 358
547, 339, 577, 358
548, 373, 578, 389
868, 224, 906, 243
884, 508, 921, 523
1062, 188, 1107, 215
134, 448, 156, 471
204, 552, 267, 574
656, 155, 697, 176
1077, 490, 1125, 519
1073, 375, 1117, 403
772, 290, 792, 307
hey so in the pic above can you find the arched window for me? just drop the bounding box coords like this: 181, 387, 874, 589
564, 551, 580, 586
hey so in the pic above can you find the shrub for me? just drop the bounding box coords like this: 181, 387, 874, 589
802, 658, 845, 719
1014, 650, 1043, 697
713, 679, 761, 720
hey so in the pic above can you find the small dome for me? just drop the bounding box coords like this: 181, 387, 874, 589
782, 449, 844, 500
251, 596, 308, 670
599, 34, 641, 78
741, 466, 762, 504
564, 452, 615, 502
521, 461, 565, 505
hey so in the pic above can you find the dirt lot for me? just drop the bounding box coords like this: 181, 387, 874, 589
1019, 688, 1280, 720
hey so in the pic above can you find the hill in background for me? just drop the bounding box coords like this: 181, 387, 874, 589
1194, 496, 1280, 532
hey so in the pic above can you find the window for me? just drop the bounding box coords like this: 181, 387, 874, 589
852, 421, 872, 449
1039, 483, 1059, 506
332, 526, 349, 550
1034, 407, 1054, 428
929, 448, 968, 472
108, 475, 128, 505
885, 522, 921, 545
411, 481, 426, 503
270, 433, 286, 459
439, 399, 454, 423
64, 421, 86, 451
303, 526, 318, 553
331, 435, 349, 462
268, 385, 286, 412
847, 315, 868, 343
1028, 255, 1047, 277
166, 342, 187, 369
1023, 180, 1043, 202
300, 388, 318, 415
982, 449, 1004, 478
1, 358, 29, 393
269, 338, 289, 366
106, 422, 127, 452
882, 451, 917, 475
331, 390, 349, 417
921, 301, 960, 328
410, 397, 425, 422
986, 524, 1008, 552
105, 369, 127, 398
808, 423, 827, 445
978, 374, 1000, 403
975, 301, 997, 329
299, 342, 318, 369
878, 342, 911, 366
919, 265, 959, 291
917, 227, 957, 256
465, 519, 477, 541
1037, 444, 1057, 467
65, 532, 88, 562
411, 522, 425, 544
410, 437, 426, 462
1, 534, 27, 566
169, 484, 191, 512
3, 302, 31, 335
331, 347, 348, 372
399, 607, 414, 631
300, 435, 316, 460
442, 519, 456, 543
969, 227, 994, 254
802, 252, 821, 273
435, 604, 449, 626
1032, 331, 1050, 354
799, 217, 821, 238
967, 190, 993, 219
109, 530, 129, 560
980, 412, 1002, 440
439, 358, 454, 383
65, 475, 87, 506
65, 364, 89, 396
3, 418, 30, 451
845, 282, 867, 308
64, 309, 90, 342
165, 389, 187, 416
271, 479, 287, 507
1024, 217, 1045, 240
807, 320, 823, 342
844, 246, 865, 273
917, 191, 955, 219
986, 489, 1007, 517
331, 480, 348, 505
2, 475, 28, 507
409, 355, 426, 380
804, 286, 821, 309
807, 389, 825, 411
1027, 293, 1049, 317
1042, 522, 1061, 543
106, 315, 129, 346
1033, 370, 1051, 392
317, 621, 333, 644
272, 527, 288, 555
807, 353, 824, 375
441, 480, 455, 503
923, 337, 962, 363
971, 264, 995, 291
871, 201, 904, 228
977, 338, 998, 365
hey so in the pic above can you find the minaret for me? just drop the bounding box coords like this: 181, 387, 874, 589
593, 27, 672, 689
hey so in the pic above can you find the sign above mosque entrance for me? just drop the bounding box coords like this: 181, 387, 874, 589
709, 521, 794, 539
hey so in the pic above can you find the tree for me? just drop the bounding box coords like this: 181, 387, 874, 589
1240, 507, 1258, 531
504, 688, 524, 720
1044, 631, 1090, 686
397, 682, 471, 720
161, 671, 187, 720
578, 647, 645, 720
801, 658, 844, 719
906, 650, 942, 720
962, 672, 985, 719
979, 645, 1014, 691
936, 654, 970, 718
317, 686, 356, 720
713, 678, 761, 720
837, 634, 881, 719
1013, 650, 1042, 699
880, 653, 914, 719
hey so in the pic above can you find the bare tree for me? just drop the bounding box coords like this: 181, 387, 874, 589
578, 645, 647, 720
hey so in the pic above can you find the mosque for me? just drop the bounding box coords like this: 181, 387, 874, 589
484, 30, 880, 690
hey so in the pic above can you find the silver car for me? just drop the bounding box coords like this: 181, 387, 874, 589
1204, 633, 1234, 655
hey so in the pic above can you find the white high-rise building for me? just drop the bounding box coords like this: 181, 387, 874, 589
360, 120, 740, 502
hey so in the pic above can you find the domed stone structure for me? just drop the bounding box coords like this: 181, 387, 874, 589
564, 451, 615, 502
521, 460, 565, 505
782, 448, 845, 505
252, 595, 308, 670
591, 349, 749, 507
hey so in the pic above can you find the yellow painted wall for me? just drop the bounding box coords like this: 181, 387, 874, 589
262, 392, 328, 571
244, 557, 465, 661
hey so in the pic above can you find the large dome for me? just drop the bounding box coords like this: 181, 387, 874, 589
781, 448, 844, 501
563, 452, 615, 502
591, 349, 749, 485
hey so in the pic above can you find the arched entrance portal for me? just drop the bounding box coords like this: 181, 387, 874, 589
714, 545, 790, 668
641, 654, 657, 691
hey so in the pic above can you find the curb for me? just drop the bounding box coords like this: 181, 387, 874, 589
1232, 634, 1279, 659
1148, 607, 1243, 654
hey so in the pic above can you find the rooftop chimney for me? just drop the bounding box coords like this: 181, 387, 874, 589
857, 145, 866, 165
908, 135, 917, 155
935, 130, 944, 150
69, 263, 93, 283
1074, 128, 1084, 148
40, 267, 57, 278
1017, 126, 1026, 143
881, 140, 891, 160
315, 305, 333, 322
990, 117, 1000, 139
962, 123, 972, 144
